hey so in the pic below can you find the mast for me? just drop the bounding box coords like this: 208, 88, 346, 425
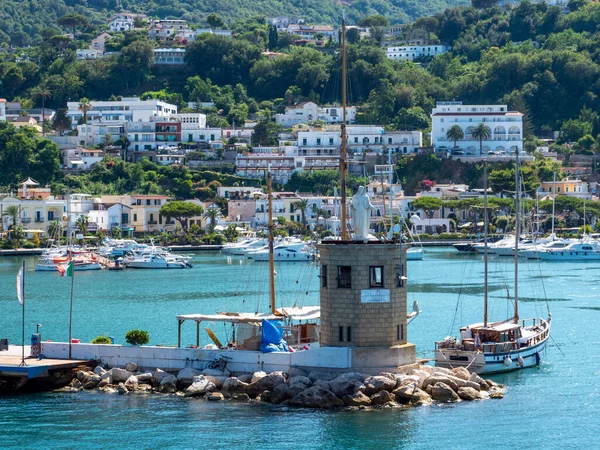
484, 161, 489, 327
340, 17, 348, 240
551, 172, 556, 235
514, 151, 520, 324
388, 147, 393, 240
267, 166, 276, 314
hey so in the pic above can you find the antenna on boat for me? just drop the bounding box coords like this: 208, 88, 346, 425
340, 15, 348, 241
388, 146, 393, 241
514, 150, 520, 324
267, 165, 277, 314
484, 160, 489, 328
551, 172, 556, 236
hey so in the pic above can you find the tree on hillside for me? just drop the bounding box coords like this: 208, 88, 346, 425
78, 97, 92, 124
206, 14, 225, 30
412, 197, 443, 219
357, 15, 390, 27
31, 85, 51, 136
159, 201, 204, 230
117, 40, 154, 91
446, 125, 464, 151
52, 109, 72, 135
472, 123, 492, 156
57, 13, 89, 38
472, 0, 501, 9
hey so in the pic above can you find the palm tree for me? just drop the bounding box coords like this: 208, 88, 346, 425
75, 215, 89, 235
472, 123, 492, 156
32, 85, 51, 136
2, 205, 20, 231
203, 206, 222, 232
446, 125, 464, 152
78, 97, 92, 124
48, 220, 62, 239
292, 198, 310, 226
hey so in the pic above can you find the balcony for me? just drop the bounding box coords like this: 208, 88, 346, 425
21, 218, 31, 223
35, 218, 45, 223
148, 220, 158, 225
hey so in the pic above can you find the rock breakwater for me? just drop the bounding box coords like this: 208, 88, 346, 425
60, 363, 505, 409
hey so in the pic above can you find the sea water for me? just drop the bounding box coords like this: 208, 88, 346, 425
0, 249, 597, 449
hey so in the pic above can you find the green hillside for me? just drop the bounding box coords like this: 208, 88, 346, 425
0, 0, 468, 45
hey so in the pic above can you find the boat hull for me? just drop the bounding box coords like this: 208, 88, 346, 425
35, 263, 101, 272
406, 248, 424, 260
126, 261, 191, 269
435, 323, 550, 375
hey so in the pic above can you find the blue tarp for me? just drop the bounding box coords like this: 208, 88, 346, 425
260, 319, 289, 353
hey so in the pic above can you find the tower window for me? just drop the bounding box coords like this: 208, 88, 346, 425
370, 266, 384, 288
347, 326, 352, 342
339, 326, 344, 342
396, 264, 404, 287
320, 265, 328, 288
337, 266, 352, 288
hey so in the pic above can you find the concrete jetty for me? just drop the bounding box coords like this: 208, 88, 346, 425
0, 346, 88, 393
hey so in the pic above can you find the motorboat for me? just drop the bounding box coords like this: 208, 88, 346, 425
35, 252, 101, 271
535, 239, 600, 261
406, 247, 424, 260
247, 242, 314, 261
125, 253, 192, 269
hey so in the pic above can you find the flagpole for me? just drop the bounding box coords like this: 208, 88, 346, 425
20, 260, 26, 367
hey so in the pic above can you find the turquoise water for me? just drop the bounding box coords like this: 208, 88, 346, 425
0, 249, 597, 449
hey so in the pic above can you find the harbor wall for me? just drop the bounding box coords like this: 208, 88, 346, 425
41, 342, 414, 374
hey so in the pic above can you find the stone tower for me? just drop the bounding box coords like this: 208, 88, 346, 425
317, 241, 416, 370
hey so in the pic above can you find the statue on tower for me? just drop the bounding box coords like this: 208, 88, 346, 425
350, 186, 374, 241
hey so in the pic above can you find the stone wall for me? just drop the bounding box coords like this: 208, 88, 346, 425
318, 242, 408, 348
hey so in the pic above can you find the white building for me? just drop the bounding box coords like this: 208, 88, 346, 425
154, 48, 186, 65
76, 49, 103, 60
149, 19, 190, 40
66, 97, 177, 128
76, 122, 125, 147
267, 16, 304, 31
431, 102, 524, 155
386, 45, 450, 61
108, 15, 134, 32
88, 201, 132, 232
0, 99, 6, 121
62, 148, 104, 171
287, 24, 337, 41
275, 102, 357, 126
296, 126, 422, 154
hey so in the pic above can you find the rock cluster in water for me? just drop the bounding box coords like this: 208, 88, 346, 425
60, 362, 505, 409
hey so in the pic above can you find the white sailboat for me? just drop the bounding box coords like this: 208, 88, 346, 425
435, 158, 551, 375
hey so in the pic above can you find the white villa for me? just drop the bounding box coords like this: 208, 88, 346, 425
66, 97, 177, 128
154, 48, 186, 65
386, 45, 450, 61
430, 102, 524, 155
275, 102, 357, 126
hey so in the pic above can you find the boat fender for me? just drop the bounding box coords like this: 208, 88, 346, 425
535, 352, 540, 365
503, 357, 512, 367
517, 356, 525, 367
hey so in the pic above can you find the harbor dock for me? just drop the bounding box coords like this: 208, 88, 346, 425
0, 347, 89, 393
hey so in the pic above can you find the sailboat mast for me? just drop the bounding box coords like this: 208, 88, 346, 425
484, 161, 489, 327
551, 172, 556, 235
340, 17, 348, 240
514, 151, 520, 324
267, 168, 276, 313
388, 147, 393, 240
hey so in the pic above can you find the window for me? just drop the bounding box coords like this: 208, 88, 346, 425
321, 265, 328, 288
347, 326, 352, 342
316, 138, 321, 145
133, 214, 137, 222
339, 326, 344, 342
337, 266, 352, 288
302, 138, 307, 145
329, 138, 334, 145
397, 324, 404, 340
370, 266, 384, 288
388, 138, 392, 144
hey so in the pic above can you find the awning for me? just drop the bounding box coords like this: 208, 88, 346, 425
23, 229, 45, 233
176, 306, 321, 324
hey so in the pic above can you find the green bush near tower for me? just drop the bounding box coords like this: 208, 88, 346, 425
125, 329, 150, 346
91, 335, 112, 344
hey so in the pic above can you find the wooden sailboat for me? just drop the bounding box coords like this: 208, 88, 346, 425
434, 157, 552, 374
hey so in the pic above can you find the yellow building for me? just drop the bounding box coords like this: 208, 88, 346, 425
538, 179, 589, 198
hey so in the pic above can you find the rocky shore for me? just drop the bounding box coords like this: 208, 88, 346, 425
60, 362, 505, 409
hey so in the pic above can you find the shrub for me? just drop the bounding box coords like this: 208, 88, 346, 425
125, 329, 150, 346
91, 335, 112, 344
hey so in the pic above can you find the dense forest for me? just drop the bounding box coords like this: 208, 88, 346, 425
0, 0, 468, 44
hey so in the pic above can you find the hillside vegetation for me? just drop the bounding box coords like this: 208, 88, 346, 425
0, 0, 468, 44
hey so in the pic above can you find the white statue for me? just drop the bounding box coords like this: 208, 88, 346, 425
350, 186, 374, 241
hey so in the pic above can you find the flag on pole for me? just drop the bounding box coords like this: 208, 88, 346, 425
16, 266, 24, 305
57, 261, 74, 277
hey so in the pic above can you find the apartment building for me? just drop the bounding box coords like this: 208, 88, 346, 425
274, 102, 358, 126
66, 97, 177, 128
386, 45, 450, 61
431, 102, 523, 155
154, 48, 186, 65
62, 148, 104, 171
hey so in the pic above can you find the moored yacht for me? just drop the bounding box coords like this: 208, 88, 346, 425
435, 159, 551, 375
125, 253, 192, 269
535, 239, 600, 260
